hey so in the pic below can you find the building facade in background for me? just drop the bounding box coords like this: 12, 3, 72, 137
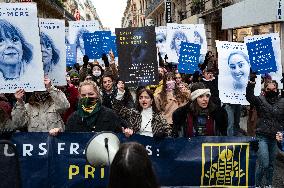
0, 0, 103, 28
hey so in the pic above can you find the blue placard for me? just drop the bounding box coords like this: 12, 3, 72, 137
66, 44, 77, 66
178, 42, 201, 74
83, 31, 117, 59
246, 37, 277, 74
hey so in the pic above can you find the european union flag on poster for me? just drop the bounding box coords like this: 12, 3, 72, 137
83, 31, 117, 59
178, 42, 201, 74
83, 32, 101, 59
66, 44, 76, 66
246, 37, 277, 74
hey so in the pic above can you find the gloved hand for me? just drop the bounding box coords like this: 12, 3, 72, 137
249, 69, 257, 82
102, 53, 109, 67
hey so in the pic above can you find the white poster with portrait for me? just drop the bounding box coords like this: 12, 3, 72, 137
39, 18, 66, 86
244, 33, 283, 89
166, 23, 207, 64
68, 20, 101, 64
0, 3, 45, 93
155, 26, 167, 61
216, 41, 261, 105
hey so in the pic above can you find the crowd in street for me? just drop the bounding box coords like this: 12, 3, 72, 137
0, 50, 283, 188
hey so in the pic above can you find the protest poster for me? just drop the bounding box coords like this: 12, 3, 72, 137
216, 41, 261, 105
83, 31, 115, 59
244, 33, 283, 89
178, 42, 201, 74
0, 3, 45, 93
115, 26, 158, 87
166, 23, 207, 64
155, 26, 167, 61
68, 20, 101, 64
8, 132, 257, 188
39, 18, 66, 86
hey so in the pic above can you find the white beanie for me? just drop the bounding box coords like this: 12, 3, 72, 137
190, 89, 211, 101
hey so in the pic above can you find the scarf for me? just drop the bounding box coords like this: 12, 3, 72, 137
78, 98, 101, 129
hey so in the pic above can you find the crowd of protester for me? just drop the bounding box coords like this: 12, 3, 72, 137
0, 50, 283, 188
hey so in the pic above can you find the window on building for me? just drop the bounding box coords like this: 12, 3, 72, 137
233, 23, 281, 42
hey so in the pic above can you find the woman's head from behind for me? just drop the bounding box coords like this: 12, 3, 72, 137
108, 142, 159, 188
227, 51, 250, 90
0, 19, 33, 73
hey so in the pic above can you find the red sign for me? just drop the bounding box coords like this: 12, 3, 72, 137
74, 9, 80, 21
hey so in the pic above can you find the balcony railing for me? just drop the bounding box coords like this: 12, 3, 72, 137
213, 0, 232, 7
190, 0, 205, 15
145, 0, 163, 17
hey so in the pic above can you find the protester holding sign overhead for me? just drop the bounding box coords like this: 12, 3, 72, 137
246, 79, 284, 187
11, 77, 69, 135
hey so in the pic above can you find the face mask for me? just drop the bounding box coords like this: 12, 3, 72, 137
166, 80, 175, 91
80, 97, 98, 113
265, 90, 279, 98
34, 91, 50, 102
93, 71, 101, 77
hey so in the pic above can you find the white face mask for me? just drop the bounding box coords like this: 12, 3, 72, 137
93, 71, 101, 77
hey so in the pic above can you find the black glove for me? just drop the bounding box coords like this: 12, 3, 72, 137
102, 53, 109, 67
0, 128, 16, 140
249, 69, 257, 82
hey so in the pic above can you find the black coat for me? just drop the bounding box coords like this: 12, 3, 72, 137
66, 106, 125, 133
172, 101, 227, 137
246, 82, 284, 138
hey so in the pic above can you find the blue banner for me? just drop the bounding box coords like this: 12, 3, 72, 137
8, 133, 257, 188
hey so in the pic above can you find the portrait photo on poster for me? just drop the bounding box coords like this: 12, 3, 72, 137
166, 24, 207, 64
0, 19, 33, 81
155, 26, 167, 61
39, 18, 67, 86
40, 32, 60, 75
0, 3, 46, 93
216, 41, 261, 105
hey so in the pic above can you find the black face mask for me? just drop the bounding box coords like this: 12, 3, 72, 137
265, 90, 279, 98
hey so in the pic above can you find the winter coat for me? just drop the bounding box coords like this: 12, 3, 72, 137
11, 86, 69, 132
112, 99, 172, 137
246, 82, 284, 138
65, 105, 124, 133
172, 101, 227, 137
